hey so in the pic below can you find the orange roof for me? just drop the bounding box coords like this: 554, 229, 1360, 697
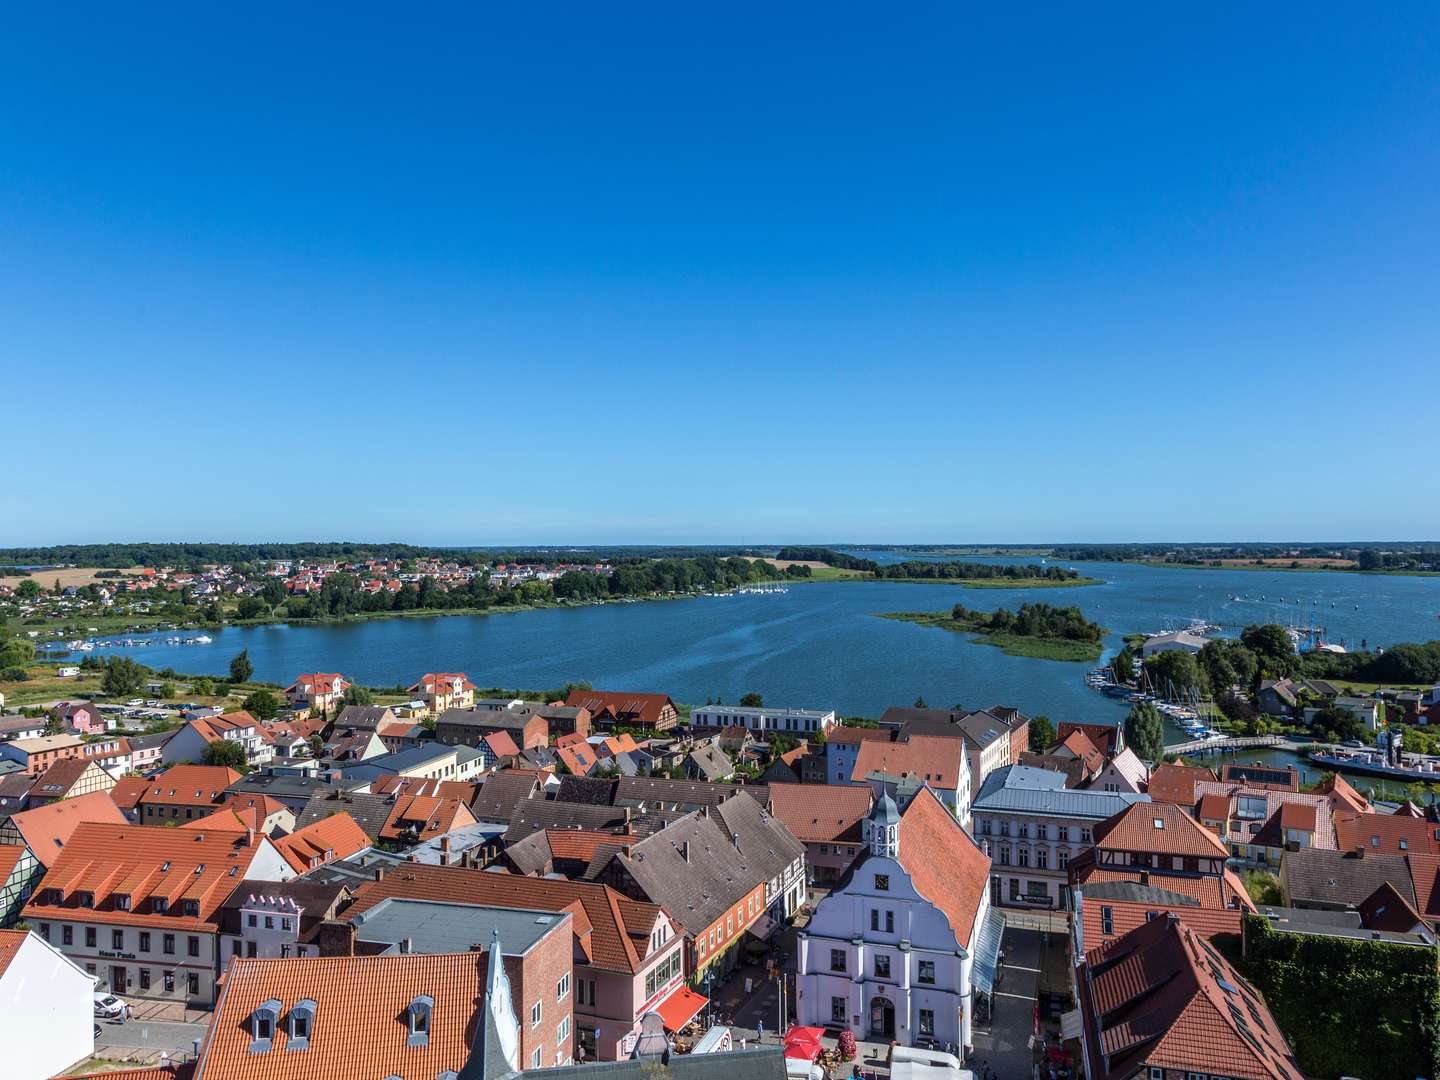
554, 732, 587, 749
556, 744, 597, 776
408, 672, 477, 695
482, 731, 522, 759
344, 863, 660, 974
378, 794, 478, 844
0, 929, 28, 979
1059, 729, 1104, 773
1335, 811, 1440, 856
852, 734, 966, 789
1196, 792, 1230, 821
65, 1067, 190, 1080
109, 776, 149, 811
564, 690, 674, 727
1081, 895, 1243, 946
288, 673, 346, 695
22, 822, 274, 931
897, 787, 990, 948
180, 794, 289, 835
1146, 762, 1218, 805
140, 765, 241, 807
272, 813, 370, 873
544, 829, 638, 862
188, 711, 268, 746
195, 952, 500, 1080
767, 783, 873, 843
603, 733, 640, 756
7, 790, 128, 868
0, 845, 26, 885
1093, 802, 1231, 859
1406, 853, 1440, 925
371, 776, 475, 800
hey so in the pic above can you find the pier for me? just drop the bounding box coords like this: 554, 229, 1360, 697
1162, 734, 1288, 755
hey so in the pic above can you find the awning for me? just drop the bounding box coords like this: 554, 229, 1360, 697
1059, 1008, 1084, 1041
782, 1025, 826, 1061
748, 913, 779, 941
970, 907, 1007, 995
656, 985, 709, 1032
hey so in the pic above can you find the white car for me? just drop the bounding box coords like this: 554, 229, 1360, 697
93, 992, 127, 1020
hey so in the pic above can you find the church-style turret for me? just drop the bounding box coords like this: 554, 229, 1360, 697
867, 792, 901, 858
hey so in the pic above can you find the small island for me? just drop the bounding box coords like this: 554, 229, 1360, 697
774, 547, 1102, 587
877, 601, 1107, 661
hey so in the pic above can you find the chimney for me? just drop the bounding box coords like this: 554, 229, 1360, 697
245, 827, 255, 847
681, 841, 690, 863
375, 865, 386, 881
400, 936, 413, 954
317, 919, 357, 957
441, 836, 452, 863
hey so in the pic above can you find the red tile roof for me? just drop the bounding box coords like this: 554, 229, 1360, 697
344, 863, 660, 974
370, 776, 475, 801
1081, 894, 1243, 946
0, 928, 27, 979
377, 794, 478, 844
0, 845, 26, 887
852, 734, 966, 790
1278, 802, 1317, 832
1196, 792, 1230, 821
1058, 729, 1104, 773
286, 673, 346, 696
1406, 853, 1440, 926
195, 952, 502, 1080
109, 776, 150, 812
408, 672, 477, 695
1335, 811, 1440, 856
897, 787, 990, 948
483, 731, 521, 759
7, 790, 128, 867
139, 765, 242, 807
766, 783, 873, 843
544, 829, 638, 862
1093, 802, 1231, 859
1145, 763, 1217, 805
272, 813, 370, 873
564, 690, 674, 728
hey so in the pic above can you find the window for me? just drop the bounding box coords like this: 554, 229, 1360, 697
248, 914, 258, 927
139, 968, 151, 991
188, 972, 200, 996
557, 1016, 571, 1046
139, 931, 151, 952
1080, 828, 1092, 844
874, 955, 890, 979
1149, 1070, 1163, 1080
163, 934, 176, 955
1018, 848, 1029, 868
885, 910, 894, 933
407, 995, 434, 1047
154, 898, 168, 915
1101, 906, 1115, 935
532, 1048, 543, 1069
1057, 826, 1068, 843
830, 948, 846, 973
979, 820, 992, 836
188, 936, 200, 957
531, 1001, 542, 1028
557, 974, 570, 1001
250, 998, 281, 1052
264, 916, 274, 929
918, 960, 935, 985
116, 894, 131, 911
39, 923, 50, 942
1058, 849, 1069, 870
1017, 822, 1029, 839
918, 1009, 935, 1036
85, 927, 97, 948
871, 910, 880, 931
1037, 847, 1048, 870
874, 874, 889, 891
998, 846, 1010, 866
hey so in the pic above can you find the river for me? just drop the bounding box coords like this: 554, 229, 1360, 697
75, 559, 1440, 784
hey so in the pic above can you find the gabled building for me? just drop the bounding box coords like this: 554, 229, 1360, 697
851, 733, 971, 827
1071, 915, 1304, 1080
283, 672, 349, 715
162, 711, 274, 768
217, 878, 351, 961
437, 708, 550, 752
766, 782, 873, 884
1333, 809, 1440, 857
408, 672, 478, 716
0, 734, 86, 775
796, 788, 998, 1053
137, 764, 242, 824
1144, 761, 1218, 806
271, 812, 370, 874
0, 845, 39, 927
28, 757, 115, 805
0, 928, 96, 1080
0, 790, 128, 876
50, 701, 110, 736
564, 691, 678, 732
822, 726, 893, 786
22, 822, 293, 1004
379, 793, 479, 847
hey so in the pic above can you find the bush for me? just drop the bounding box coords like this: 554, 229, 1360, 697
837, 1030, 857, 1063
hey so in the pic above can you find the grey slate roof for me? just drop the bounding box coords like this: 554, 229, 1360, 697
294, 789, 396, 840
350, 897, 569, 955
1281, 847, 1418, 909
972, 764, 1149, 819
438, 707, 532, 731
501, 799, 642, 845
1077, 880, 1201, 907
407, 822, 507, 865
334, 704, 395, 730
686, 743, 734, 782
299, 847, 408, 887
613, 776, 765, 812
1254, 904, 1435, 946
555, 775, 617, 806
124, 730, 176, 752
469, 771, 543, 823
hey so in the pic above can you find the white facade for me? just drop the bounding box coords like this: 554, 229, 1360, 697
0, 931, 96, 1080
163, 720, 274, 768
692, 705, 837, 735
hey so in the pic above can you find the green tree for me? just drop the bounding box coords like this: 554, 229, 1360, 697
1357, 548, 1384, 571
1242, 869, 1283, 906
192, 676, 216, 697
241, 689, 280, 721
308, 734, 324, 758
235, 596, 269, 620
1125, 701, 1165, 762
229, 649, 254, 685
159, 681, 175, 699
1240, 624, 1297, 678
1142, 650, 1208, 699
15, 578, 41, 600
1028, 714, 1057, 752
343, 685, 374, 706
202, 739, 248, 771
0, 636, 36, 670
739, 692, 764, 707
101, 656, 147, 697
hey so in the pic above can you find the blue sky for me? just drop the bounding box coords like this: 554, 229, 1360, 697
3, 5, 1438, 545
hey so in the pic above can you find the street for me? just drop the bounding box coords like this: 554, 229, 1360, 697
93, 1017, 210, 1068
971, 926, 1043, 1080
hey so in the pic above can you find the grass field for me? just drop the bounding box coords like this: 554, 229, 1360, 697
0, 566, 143, 589
876, 611, 1105, 661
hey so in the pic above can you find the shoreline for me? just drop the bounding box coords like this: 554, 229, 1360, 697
875, 610, 1106, 662
1074, 560, 1440, 578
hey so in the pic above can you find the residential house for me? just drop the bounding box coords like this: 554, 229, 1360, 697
0, 791, 129, 877
481, 731, 524, 770
194, 794, 295, 836
379, 793, 479, 847
321, 725, 387, 762
283, 672, 349, 716
823, 726, 893, 786
685, 743, 734, 783
0, 928, 96, 1080
796, 789, 999, 1053
217, 879, 350, 961
1333, 810, 1440, 857
1055, 722, 1124, 756
50, 702, 110, 736
124, 730, 172, 773
1068, 802, 1255, 947
336, 862, 692, 1062
1257, 678, 1300, 717
0, 716, 46, 741
851, 734, 972, 828
329, 705, 393, 733
408, 672, 478, 716
1194, 780, 1347, 867
1144, 762, 1218, 806
690, 705, 837, 736
0, 734, 86, 775
511, 704, 592, 741
293, 789, 396, 842
970, 765, 1148, 909
342, 744, 487, 786
137, 764, 241, 824
437, 708, 549, 752
885, 708, 1021, 793
1071, 915, 1303, 1080
766, 782, 872, 884
556, 742, 599, 777
0, 845, 39, 927
502, 829, 638, 878
162, 712, 274, 768
271, 813, 371, 874
564, 691, 678, 732
28, 758, 115, 805
22, 822, 293, 1004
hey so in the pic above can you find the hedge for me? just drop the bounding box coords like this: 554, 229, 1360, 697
1241, 913, 1440, 1080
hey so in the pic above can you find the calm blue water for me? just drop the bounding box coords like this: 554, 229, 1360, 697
78, 563, 1440, 736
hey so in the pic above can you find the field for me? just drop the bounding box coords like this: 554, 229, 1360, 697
0, 566, 143, 589
876, 611, 1105, 661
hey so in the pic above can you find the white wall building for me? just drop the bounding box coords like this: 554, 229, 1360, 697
796, 790, 1001, 1056
690, 705, 837, 735
0, 928, 95, 1080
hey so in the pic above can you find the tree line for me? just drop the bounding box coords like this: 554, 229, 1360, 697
951, 601, 1103, 642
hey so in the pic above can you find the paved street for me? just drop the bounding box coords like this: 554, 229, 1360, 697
92, 1017, 210, 1069
971, 926, 1041, 1080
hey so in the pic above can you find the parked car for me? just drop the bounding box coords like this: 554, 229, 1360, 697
93, 992, 127, 1020
1342, 739, 1364, 748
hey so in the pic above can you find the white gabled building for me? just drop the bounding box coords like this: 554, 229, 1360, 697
0, 928, 96, 1080
690, 704, 837, 735
796, 788, 1002, 1057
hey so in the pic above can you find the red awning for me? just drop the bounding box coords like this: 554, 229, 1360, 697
656, 985, 709, 1032
783, 1025, 827, 1061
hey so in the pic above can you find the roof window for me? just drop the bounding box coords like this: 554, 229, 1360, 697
250, 998, 281, 1053
1153, 818, 1164, 829
407, 994, 433, 1047
287, 998, 316, 1050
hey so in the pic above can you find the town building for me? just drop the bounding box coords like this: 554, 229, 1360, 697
343, 743, 488, 785
0, 928, 96, 1080
1194, 778, 1359, 867
796, 789, 999, 1053
137, 764, 242, 824
1333, 809, 1440, 857
283, 672, 349, 715
1070, 914, 1303, 1080
822, 726, 893, 786
1142, 761, 1217, 806
0, 845, 39, 927
886, 708, 1022, 792
0, 791, 128, 889
270, 812, 371, 874
0, 734, 87, 775
1139, 630, 1208, 657
0, 716, 46, 741
50, 701, 112, 736
766, 782, 873, 884
217, 879, 350, 960
28, 758, 115, 805
408, 671, 479, 716
437, 707, 550, 752
970, 765, 1148, 909
851, 733, 972, 827
689, 705, 837, 736
379, 793, 480, 846
564, 690, 678, 732
22, 822, 293, 1004
162, 712, 274, 768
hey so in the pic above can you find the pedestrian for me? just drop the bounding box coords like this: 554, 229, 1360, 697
756, 1020, 764, 1042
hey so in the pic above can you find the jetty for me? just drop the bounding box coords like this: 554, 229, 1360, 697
1162, 734, 1288, 755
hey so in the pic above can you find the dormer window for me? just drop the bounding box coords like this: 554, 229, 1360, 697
183, 900, 201, 917
78, 891, 94, 909
407, 994, 434, 1047
250, 998, 281, 1052
153, 897, 169, 914
287, 998, 316, 1050
116, 894, 132, 911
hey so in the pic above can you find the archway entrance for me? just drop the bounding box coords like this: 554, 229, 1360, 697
869, 995, 895, 1039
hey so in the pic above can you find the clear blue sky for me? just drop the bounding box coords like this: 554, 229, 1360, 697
4, 5, 1438, 546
